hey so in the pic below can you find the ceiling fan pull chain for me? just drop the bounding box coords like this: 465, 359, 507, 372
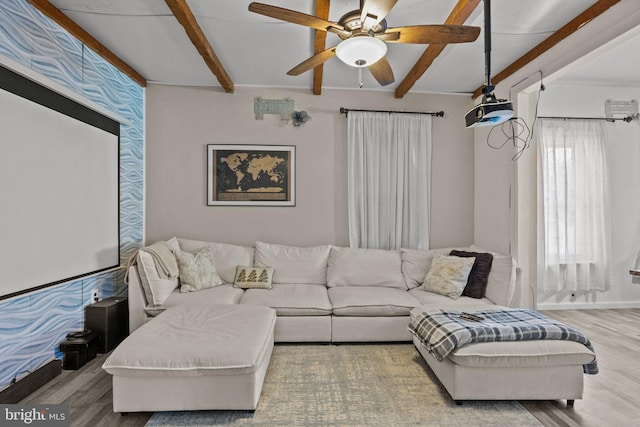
358, 66, 364, 88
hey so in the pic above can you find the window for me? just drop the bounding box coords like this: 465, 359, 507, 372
537, 118, 612, 291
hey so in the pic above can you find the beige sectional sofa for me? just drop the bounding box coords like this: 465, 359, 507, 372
120, 237, 595, 407
127, 238, 516, 342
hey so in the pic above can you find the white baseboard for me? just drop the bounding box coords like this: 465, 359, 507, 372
538, 301, 640, 310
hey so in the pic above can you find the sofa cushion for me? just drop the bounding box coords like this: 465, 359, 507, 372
328, 286, 420, 316
409, 288, 494, 309
254, 241, 330, 285
234, 266, 273, 289
327, 247, 405, 289
144, 284, 245, 317
103, 304, 276, 377
401, 248, 453, 290
449, 250, 494, 299
175, 247, 223, 293
240, 284, 332, 316
178, 238, 254, 284
421, 255, 475, 300
135, 237, 181, 306
469, 245, 516, 306
448, 340, 596, 369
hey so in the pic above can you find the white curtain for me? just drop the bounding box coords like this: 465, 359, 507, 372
347, 111, 431, 250
537, 118, 612, 292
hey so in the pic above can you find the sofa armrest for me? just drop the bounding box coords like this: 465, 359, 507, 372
126, 265, 147, 333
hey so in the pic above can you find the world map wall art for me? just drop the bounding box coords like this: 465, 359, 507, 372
207, 144, 295, 206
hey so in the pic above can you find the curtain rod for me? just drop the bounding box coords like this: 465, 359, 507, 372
339, 107, 444, 117
538, 115, 638, 123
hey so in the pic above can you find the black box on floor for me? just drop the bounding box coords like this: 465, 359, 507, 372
60, 331, 99, 370
85, 297, 128, 354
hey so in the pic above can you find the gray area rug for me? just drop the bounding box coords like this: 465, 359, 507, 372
146, 344, 542, 427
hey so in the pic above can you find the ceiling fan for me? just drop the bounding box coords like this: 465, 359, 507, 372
248, 0, 481, 86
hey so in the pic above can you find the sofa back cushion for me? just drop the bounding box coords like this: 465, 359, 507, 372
469, 245, 516, 307
255, 241, 330, 285
327, 247, 405, 289
401, 248, 453, 290
177, 238, 254, 284
401, 247, 516, 305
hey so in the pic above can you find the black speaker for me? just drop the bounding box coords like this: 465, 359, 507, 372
62, 350, 82, 371
60, 330, 99, 370
85, 297, 128, 354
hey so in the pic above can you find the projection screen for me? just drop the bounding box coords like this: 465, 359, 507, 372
0, 64, 120, 300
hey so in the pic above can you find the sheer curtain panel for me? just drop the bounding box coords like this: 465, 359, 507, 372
537, 118, 612, 292
347, 111, 431, 250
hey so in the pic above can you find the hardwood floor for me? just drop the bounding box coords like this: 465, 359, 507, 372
523, 309, 640, 427
19, 352, 152, 426
20, 309, 640, 427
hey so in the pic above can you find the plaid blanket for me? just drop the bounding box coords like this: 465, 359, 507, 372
409, 308, 598, 374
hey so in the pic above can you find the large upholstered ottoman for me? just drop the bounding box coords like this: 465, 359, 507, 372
410, 306, 596, 405
102, 304, 276, 412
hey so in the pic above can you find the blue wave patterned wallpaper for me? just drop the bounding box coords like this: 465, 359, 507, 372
0, 0, 144, 389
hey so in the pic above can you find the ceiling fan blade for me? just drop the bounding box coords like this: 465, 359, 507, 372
360, 0, 398, 31
384, 25, 480, 44
249, 2, 346, 35
368, 57, 394, 86
287, 47, 337, 76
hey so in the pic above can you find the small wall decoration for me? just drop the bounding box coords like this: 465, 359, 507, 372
254, 98, 294, 120
207, 145, 295, 206
291, 110, 311, 126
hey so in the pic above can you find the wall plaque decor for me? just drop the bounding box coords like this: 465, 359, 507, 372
254, 98, 294, 120
207, 145, 295, 206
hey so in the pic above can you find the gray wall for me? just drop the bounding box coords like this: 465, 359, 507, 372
145, 84, 475, 248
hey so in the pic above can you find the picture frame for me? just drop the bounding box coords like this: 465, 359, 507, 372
207, 144, 295, 206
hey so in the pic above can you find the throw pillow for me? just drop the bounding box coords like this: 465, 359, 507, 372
450, 250, 494, 299
422, 255, 476, 300
234, 266, 274, 289
174, 247, 223, 293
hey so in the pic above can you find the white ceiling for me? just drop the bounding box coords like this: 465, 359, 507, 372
46, 0, 637, 94
550, 24, 640, 88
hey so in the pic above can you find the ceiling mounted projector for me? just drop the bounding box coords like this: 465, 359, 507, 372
466, 0, 514, 128
465, 94, 514, 128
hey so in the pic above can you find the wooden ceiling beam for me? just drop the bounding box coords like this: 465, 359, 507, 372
27, 0, 147, 87
165, 0, 234, 93
471, 0, 620, 99
395, 0, 480, 99
312, 0, 331, 95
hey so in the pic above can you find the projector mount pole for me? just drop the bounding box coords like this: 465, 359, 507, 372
482, 0, 495, 102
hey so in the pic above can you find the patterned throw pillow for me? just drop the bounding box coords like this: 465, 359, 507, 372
234, 266, 274, 289
421, 255, 476, 299
174, 247, 223, 293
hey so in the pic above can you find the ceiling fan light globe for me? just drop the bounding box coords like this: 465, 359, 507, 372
335, 36, 387, 67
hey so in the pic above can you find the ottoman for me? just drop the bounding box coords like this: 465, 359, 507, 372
410, 306, 596, 405
102, 304, 276, 412
413, 336, 594, 405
